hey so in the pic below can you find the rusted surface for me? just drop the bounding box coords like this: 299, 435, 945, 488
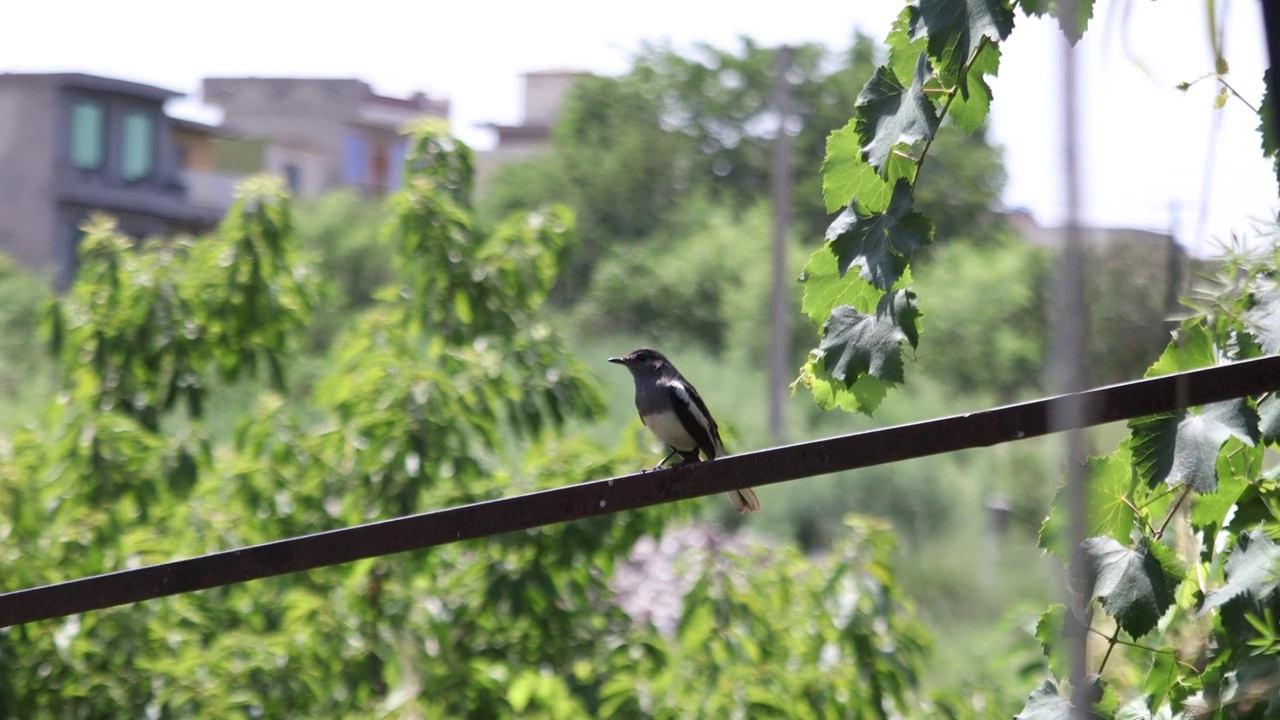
3, 355, 1280, 627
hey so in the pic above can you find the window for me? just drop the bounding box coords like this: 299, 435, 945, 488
121, 110, 155, 181
69, 100, 105, 170
343, 131, 369, 186
282, 163, 300, 194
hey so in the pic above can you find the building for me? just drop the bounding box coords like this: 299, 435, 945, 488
475, 70, 585, 189
172, 119, 327, 209
201, 77, 449, 198
0, 73, 223, 285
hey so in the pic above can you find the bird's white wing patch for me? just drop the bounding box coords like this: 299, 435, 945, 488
670, 380, 723, 458
670, 382, 711, 433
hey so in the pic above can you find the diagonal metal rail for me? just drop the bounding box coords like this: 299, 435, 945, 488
3, 355, 1280, 628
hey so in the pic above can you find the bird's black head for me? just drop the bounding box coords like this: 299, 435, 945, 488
608, 347, 671, 373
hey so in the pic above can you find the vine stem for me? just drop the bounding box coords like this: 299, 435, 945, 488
1087, 627, 1199, 672
1155, 484, 1194, 541
1096, 624, 1122, 674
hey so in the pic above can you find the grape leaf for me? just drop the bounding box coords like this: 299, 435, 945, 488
914, 0, 1014, 92
1261, 69, 1280, 193
798, 243, 886, 326
1115, 697, 1154, 720
1034, 604, 1068, 679
800, 358, 896, 415
1143, 648, 1179, 712
1144, 321, 1215, 377
1242, 284, 1280, 354
826, 179, 934, 291
821, 123, 900, 214
1262, 69, 1277, 158
1020, 0, 1093, 45
1201, 529, 1280, 613
1039, 452, 1139, 563
1128, 399, 1259, 492
885, 6, 928, 84
948, 42, 1000, 133
1014, 676, 1112, 719
854, 54, 939, 173
1259, 393, 1280, 442
1189, 450, 1252, 533
1084, 536, 1184, 638
1014, 680, 1069, 719
818, 290, 921, 386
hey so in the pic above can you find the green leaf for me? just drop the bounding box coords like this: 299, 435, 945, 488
885, 7, 928, 85
1019, 0, 1093, 44
1243, 284, 1280, 354
915, 0, 1014, 90
800, 358, 897, 415
1114, 697, 1153, 720
1201, 529, 1280, 613
1014, 679, 1069, 719
1143, 648, 1179, 711
1190, 452, 1252, 532
1258, 393, 1280, 443
1262, 69, 1277, 157
1040, 451, 1139, 562
1129, 399, 1259, 492
854, 54, 939, 173
1144, 320, 1215, 377
948, 42, 1001, 133
818, 290, 921, 386
799, 243, 886, 327
1084, 536, 1183, 638
1034, 604, 1069, 679
821, 122, 917, 215
826, 179, 933, 291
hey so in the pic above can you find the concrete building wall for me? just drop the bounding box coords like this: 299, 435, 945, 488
0, 76, 58, 270
522, 71, 579, 127
0, 73, 223, 284
203, 78, 447, 196
204, 79, 353, 189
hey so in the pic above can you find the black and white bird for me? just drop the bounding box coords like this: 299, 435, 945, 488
609, 347, 760, 514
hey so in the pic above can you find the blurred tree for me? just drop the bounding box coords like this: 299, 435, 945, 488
0, 122, 928, 718
481, 34, 1008, 297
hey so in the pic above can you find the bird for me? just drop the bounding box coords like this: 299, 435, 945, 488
608, 347, 760, 514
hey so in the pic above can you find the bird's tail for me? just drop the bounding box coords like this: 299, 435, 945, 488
728, 487, 761, 514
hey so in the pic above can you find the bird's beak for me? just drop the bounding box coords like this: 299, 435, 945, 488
607, 357, 624, 365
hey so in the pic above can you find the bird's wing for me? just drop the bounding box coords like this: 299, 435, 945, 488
668, 379, 726, 459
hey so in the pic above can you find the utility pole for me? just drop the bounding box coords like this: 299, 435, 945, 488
768, 45, 794, 443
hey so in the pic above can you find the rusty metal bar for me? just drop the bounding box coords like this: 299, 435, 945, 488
3, 355, 1280, 627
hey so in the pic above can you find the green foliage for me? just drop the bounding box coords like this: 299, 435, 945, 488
0, 122, 929, 717
911, 233, 1050, 398
47, 177, 313, 431
803, 0, 1012, 412
293, 190, 396, 348
1017, 246, 1280, 717
483, 33, 1005, 306
0, 255, 54, 428
828, 179, 933, 289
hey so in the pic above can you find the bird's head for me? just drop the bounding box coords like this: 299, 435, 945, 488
608, 347, 671, 375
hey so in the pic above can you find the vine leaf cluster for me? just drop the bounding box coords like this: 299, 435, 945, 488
1024, 288, 1280, 716
803, 0, 1280, 715
797, 0, 1030, 414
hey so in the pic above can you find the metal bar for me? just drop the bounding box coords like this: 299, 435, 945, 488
3, 355, 1280, 628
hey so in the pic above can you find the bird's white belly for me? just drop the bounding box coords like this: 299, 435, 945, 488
643, 409, 697, 451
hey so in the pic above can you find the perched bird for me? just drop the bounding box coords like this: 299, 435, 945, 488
609, 347, 761, 514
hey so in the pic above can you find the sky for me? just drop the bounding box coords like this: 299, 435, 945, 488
4, 0, 1274, 253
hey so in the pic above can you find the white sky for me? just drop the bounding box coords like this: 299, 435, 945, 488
3, 0, 1274, 252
